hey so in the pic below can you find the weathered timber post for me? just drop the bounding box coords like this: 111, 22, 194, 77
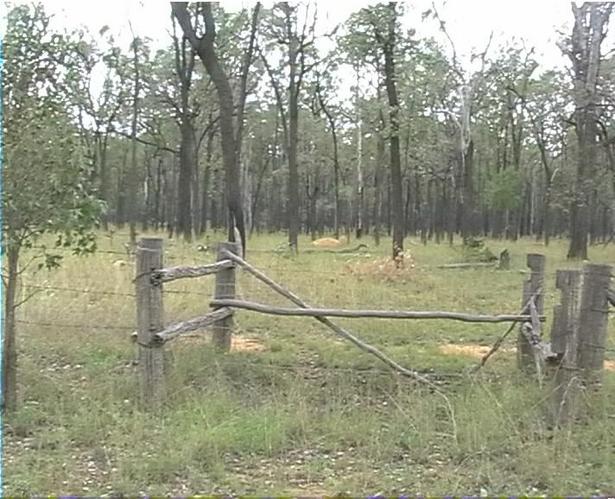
550, 269, 582, 426
577, 263, 612, 388
212, 241, 239, 351
135, 238, 165, 408
517, 253, 545, 372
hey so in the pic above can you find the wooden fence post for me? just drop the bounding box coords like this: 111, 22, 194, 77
212, 241, 239, 352
550, 269, 582, 425
135, 237, 165, 408
517, 253, 545, 372
577, 263, 612, 388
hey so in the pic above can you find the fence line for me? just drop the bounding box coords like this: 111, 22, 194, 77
16, 319, 134, 331
129, 238, 615, 420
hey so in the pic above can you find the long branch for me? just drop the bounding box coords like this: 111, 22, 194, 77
211, 298, 539, 324
222, 250, 445, 388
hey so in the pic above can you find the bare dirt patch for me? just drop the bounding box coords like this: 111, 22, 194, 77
171, 333, 265, 352
231, 336, 266, 352
438, 343, 513, 358
439, 343, 615, 372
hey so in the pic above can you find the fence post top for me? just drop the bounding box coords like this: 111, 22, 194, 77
138, 237, 163, 249
217, 241, 241, 254
526, 253, 545, 273
582, 262, 613, 276
555, 269, 582, 289
527, 253, 545, 264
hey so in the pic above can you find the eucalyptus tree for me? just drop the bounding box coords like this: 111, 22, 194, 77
313, 65, 344, 238
256, 2, 320, 253
171, 2, 261, 253
560, 2, 613, 259
518, 70, 569, 244
68, 28, 131, 229
425, 3, 496, 241
345, 2, 406, 261
2, 4, 103, 412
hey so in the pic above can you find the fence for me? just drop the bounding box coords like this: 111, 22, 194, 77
134, 237, 615, 425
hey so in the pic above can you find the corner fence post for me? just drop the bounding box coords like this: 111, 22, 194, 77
135, 237, 165, 408
212, 241, 240, 352
577, 263, 612, 389
550, 269, 582, 426
517, 253, 545, 373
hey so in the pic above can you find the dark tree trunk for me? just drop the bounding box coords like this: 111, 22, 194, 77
128, 34, 141, 247
2, 245, 19, 413
177, 122, 196, 240
382, 2, 404, 262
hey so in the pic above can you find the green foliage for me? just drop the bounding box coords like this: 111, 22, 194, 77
2, 3, 103, 264
485, 168, 523, 212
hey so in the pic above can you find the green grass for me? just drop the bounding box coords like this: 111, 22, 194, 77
3, 230, 615, 495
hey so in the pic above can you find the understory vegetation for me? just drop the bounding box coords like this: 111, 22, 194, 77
4, 232, 614, 496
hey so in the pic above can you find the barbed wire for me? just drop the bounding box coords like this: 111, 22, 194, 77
22, 283, 137, 298
16, 319, 133, 331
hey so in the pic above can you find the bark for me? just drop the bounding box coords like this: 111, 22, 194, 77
316, 81, 341, 239
378, 3, 404, 261
128, 32, 141, 247
2, 245, 20, 413
199, 126, 216, 235
172, 3, 246, 254
566, 3, 612, 259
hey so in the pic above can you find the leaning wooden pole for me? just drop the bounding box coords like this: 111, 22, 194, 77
220, 249, 437, 388
577, 263, 612, 388
135, 238, 166, 408
211, 242, 240, 352
517, 253, 545, 373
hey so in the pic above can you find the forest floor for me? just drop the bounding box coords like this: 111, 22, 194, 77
4, 231, 615, 496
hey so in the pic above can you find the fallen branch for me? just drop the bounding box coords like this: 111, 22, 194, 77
221, 249, 442, 388
153, 260, 234, 283
210, 298, 541, 324
436, 262, 496, 269
153, 308, 233, 343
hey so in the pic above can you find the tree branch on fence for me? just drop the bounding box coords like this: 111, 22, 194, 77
153, 260, 234, 283
221, 249, 445, 388
210, 298, 540, 324
473, 288, 542, 372
154, 307, 233, 344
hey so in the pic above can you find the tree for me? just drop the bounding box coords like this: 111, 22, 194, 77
561, 2, 613, 259
362, 2, 406, 261
172, 2, 260, 253
2, 4, 103, 412
259, 2, 319, 253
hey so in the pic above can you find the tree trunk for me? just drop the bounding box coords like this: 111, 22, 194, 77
2, 245, 20, 413
177, 122, 195, 241
383, 2, 404, 262
128, 34, 141, 247
566, 3, 612, 259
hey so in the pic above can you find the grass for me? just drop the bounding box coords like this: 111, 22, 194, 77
3, 230, 615, 495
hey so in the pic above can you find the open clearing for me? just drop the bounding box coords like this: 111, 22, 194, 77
3, 232, 615, 496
